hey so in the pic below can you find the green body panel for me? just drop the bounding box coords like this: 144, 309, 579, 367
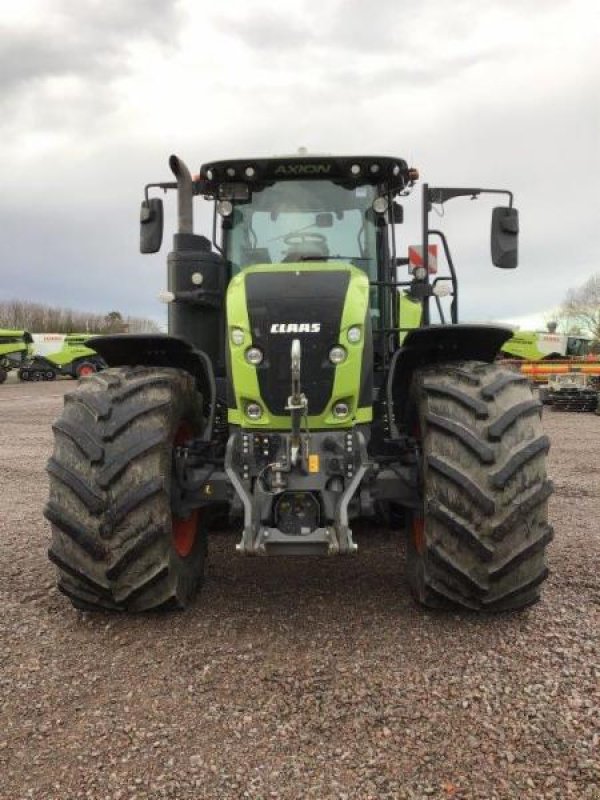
0, 330, 31, 358
226, 262, 372, 429
501, 331, 548, 360
0, 329, 32, 364
499, 330, 593, 361
398, 293, 423, 344
36, 334, 98, 367
501, 331, 593, 361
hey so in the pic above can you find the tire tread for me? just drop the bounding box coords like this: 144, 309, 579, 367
46, 366, 205, 612
407, 361, 552, 612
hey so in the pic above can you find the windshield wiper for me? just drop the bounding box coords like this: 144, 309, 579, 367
298, 255, 372, 262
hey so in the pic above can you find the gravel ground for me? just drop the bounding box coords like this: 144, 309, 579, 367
0, 377, 598, 800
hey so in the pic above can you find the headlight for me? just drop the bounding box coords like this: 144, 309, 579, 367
347, 326, 361, 344
217, 200, 233, 217
372, 196, 388, 214
245, 402, 262, 420
329, 345, 347, 364
245, 346, 263, 365
333, 401, 349, 418
231, 327, 245, 346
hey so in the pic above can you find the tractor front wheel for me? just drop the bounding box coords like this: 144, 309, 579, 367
45, 366, 206, 611
407, 361, 553, 612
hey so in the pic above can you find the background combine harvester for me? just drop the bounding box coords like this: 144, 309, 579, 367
18, 333, 105, 381
500, 328, 600, 412
0, 329, 33, 384
500, 328, 600, 385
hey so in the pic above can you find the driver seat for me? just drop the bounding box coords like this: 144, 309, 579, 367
282, 241, 330, 262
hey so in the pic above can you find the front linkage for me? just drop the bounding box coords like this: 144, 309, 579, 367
174, 338, 419, 556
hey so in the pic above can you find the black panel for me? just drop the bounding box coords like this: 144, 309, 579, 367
197, 156, 411, 194
167, 248, 227, 376
358, 307, 374, 408
245, 271, 350, 416
399, 324, 512, 360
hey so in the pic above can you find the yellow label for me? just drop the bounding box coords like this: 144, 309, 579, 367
308, 454, 320, 473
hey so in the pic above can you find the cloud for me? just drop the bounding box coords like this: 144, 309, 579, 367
0, 0, 181, 92
0, 0, 183, 151
0, 0, 598, 329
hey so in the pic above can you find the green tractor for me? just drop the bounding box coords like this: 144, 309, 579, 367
0, 329, 33, 384
19, 333, 105, 381
45, 153, 553, 613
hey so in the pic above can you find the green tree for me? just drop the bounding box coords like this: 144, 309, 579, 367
103, 310, 125, 333
560, 274, 600, 343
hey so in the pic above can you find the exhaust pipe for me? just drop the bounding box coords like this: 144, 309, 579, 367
169, 154, 194, 235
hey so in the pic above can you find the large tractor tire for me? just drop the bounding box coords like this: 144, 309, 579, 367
407, 361, 553, 612
538, 386, 550, 405
44, 366, 206, 612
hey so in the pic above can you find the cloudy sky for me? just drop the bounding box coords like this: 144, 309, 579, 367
0, 0, 598, 329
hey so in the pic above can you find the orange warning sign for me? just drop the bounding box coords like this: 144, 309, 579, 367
408, 244, 438, 274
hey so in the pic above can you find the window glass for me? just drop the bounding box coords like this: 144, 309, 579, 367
567, 337, 590, 357
224, 180, 378, 282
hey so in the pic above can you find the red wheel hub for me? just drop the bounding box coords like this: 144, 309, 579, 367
172, 422, 199, 558
78, 365, 94, 377
172, 509, 200, 557
412, 515, 426, 554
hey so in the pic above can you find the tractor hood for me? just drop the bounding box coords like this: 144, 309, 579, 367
226, 263, 372, 429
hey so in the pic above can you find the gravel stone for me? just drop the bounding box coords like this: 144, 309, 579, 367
0, 378, 598, 799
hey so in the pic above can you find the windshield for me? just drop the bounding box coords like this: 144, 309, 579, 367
223, 180, 378, 280
566, 337, 590, 357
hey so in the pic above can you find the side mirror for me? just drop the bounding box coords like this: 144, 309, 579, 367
491, 206, 519, 268
140, 198, 164, 254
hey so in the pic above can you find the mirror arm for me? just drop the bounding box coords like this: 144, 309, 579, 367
476, 188, 514, 208
144, 182, 177, 203
428, 187, 514, 208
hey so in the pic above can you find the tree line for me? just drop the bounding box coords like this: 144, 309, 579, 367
558, 273, 600, 345
0, 301, 161, 334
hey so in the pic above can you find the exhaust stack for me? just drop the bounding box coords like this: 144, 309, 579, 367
169, 155, 194, 235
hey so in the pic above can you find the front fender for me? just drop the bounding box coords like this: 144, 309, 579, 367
386, 324, 513, 436
88, 334, 216, 437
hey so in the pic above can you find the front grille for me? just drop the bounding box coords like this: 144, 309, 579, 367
245, 271, 350, 416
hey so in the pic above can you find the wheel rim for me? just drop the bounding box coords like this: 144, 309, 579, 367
172, 509, 200, 558
411, 514, 426, 554
78, 364, 94, 377
172, 421, 199, 558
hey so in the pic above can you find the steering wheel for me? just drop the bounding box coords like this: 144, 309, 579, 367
283, 232, 328, 247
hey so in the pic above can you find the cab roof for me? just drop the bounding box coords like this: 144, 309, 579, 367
196, 155, 416, 195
